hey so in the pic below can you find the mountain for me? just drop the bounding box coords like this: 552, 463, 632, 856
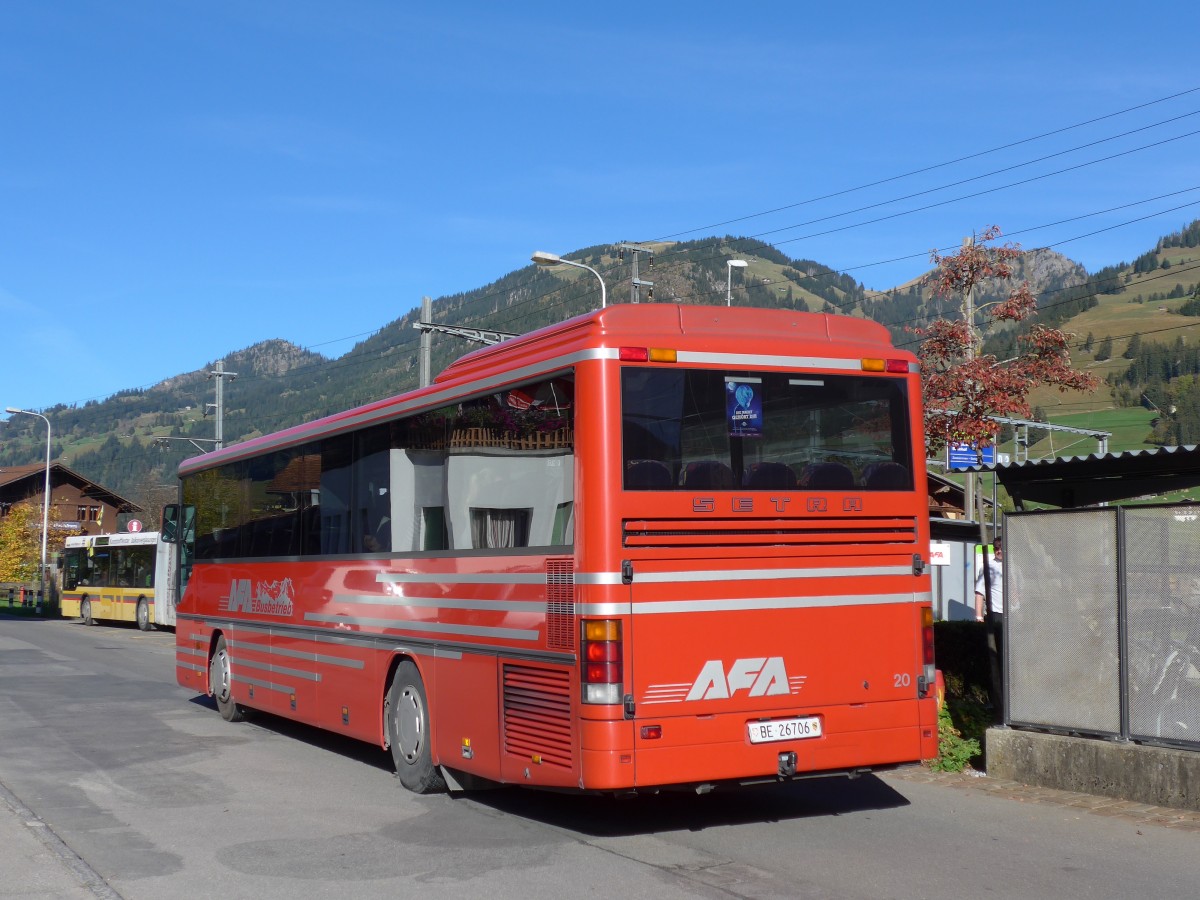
2, 224, 1199, 515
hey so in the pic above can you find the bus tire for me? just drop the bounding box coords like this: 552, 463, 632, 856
80, 597, 95, 627
386, 661, 445, 794
210, 636, 248, 723
136, 598, 153, 631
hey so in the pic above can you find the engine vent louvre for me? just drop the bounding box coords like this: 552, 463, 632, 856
503, 664, 574, 770
546, 558, 575, 651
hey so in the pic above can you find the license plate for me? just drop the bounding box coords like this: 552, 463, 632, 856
747, 715, 822, 744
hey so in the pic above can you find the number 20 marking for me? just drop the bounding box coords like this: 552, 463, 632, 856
893, 673, 911, 687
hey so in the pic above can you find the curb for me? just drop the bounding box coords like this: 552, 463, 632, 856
884, 765, 1200, 831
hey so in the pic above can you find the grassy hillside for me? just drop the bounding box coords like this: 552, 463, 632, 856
3, 223, 1199, 513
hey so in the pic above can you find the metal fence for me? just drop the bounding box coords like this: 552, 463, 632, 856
1007, 506, 1200, 750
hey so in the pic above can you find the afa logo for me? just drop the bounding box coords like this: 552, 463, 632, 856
220, 578, 295, 617
686, 656, 795, 701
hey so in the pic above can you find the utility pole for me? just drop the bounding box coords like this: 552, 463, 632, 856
205, 360, 237, 451
618, 243, 654, 303
418, 296, 432, 390
413, 306, 517, 389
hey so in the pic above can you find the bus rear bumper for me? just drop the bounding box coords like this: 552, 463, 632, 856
579, 699, 938, 791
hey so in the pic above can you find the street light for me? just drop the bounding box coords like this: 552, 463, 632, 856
726, 259, 748, 306
531, 251, 607, 308
5, 407, 51, 608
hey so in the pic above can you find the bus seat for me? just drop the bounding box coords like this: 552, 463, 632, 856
745, 462, 798, 490
863, 462, 911, 490
681, 460, 736, 489
626, 459, 672, 489
798, 462, 854, 489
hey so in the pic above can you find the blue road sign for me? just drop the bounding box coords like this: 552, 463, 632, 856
948, 442, 995, 470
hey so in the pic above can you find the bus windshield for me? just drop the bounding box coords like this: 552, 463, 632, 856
621, 367, 912, 491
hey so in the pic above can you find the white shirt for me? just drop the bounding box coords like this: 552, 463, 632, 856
975, 554, 1004, 615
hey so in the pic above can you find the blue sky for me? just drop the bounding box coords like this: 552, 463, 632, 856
2, 1, 1199, 415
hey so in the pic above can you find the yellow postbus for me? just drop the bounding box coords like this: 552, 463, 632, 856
61, 532, 176, 630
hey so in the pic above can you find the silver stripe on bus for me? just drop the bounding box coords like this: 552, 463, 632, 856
337, 593, 539, 612
676, 351, 864, 370
630, 566, 914, 583
571, 567, 915, 585
228, 633, 366, 669
176, 661, 206, 674
575, 602, 633, 616
237, 675, 293, 695
376, 573, 546, 585
576, 591, 931, 616
231, 656, 321, 682
178, 614, 567, 663
628, 592, 931, 614
262, 645, 365, 669
302, 613, 538, 640
574, 572, 625, 585
176, 647, 207, 659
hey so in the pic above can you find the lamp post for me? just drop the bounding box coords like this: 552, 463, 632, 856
726, 259, 748, 306
5, 407, 51, 608
531, 251, 607, 308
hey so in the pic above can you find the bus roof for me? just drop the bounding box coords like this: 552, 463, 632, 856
178, 304, 907, 478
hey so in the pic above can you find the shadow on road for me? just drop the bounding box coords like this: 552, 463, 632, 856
185, 696, 911, 837
462, 773, 912, 837
186, 697, 395, 772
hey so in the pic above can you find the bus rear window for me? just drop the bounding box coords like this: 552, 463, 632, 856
621, 368, 912, 491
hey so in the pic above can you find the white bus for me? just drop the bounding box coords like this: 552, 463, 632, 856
60, 532, 177, 629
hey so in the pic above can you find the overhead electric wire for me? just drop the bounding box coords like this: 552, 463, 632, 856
223, 94, 1200, 351
27, 89, 1200, 415
735, 111, 1200, 244
653, 86, 1200, 241
393, 91, 1200, 333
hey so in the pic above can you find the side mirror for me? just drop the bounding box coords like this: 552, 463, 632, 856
161, 504, 180, 543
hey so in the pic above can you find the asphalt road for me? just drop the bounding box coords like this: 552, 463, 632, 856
1, 616, 1197, 900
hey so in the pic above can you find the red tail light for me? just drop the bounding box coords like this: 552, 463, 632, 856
921, 606, 935, 666
920, 606, 936, 697
582, 619, 623, 704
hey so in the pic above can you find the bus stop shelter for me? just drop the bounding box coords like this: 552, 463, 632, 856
963, 444, 1200, 509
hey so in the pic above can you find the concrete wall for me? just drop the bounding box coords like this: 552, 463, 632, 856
987, 727, 1200, 811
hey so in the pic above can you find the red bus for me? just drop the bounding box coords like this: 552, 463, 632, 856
168, 303, 938, 794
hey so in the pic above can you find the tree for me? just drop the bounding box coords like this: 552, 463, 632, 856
0, 501, 81, 582
1095, 335, 1113, 362
910, 226, 1098, 457
1124, 332, 1142, 360
0, 501, 42, 581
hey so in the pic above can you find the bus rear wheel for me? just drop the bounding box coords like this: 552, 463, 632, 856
386, 661, 445, 794
136, 598, 152, 631
210, 636, 249, 723
80, 597, 94, 626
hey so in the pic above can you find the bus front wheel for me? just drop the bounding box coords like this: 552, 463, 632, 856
210, 636, 248, 723
136, 598, 152, 631
386, 661, 445, 794
80, 598, 94, 627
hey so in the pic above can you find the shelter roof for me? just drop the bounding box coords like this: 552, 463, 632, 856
960, 445, 1200, 509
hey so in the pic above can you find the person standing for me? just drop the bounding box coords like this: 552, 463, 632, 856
975, 535, 1005, 719
974, 536, 1004, 624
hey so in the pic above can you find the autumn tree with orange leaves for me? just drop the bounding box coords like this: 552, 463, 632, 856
911, 226, 1097, 458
